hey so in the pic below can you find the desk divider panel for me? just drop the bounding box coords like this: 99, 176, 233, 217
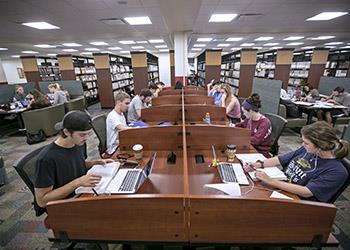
159, 88, 207, 96
141, 105, 183, 123
152, 95, 214, 106
184, 95, 214, 105
152, 95, 181, 106
185, 105, 226, 123
318, 76, 350, 96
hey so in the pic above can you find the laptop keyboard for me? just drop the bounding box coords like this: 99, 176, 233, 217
218, 163, 238, 183
119, 170, 139, 192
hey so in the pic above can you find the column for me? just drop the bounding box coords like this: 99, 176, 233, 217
0, 58, 7, 84
57, 54, 76, 80
274, 49, 294, 90
205, 49, 222, 84
94, 53, 114, 108
308, 48, 329, 89
170, 50, 175, 86
238, 49, 257, 98
20, 56, 41, 88
174, 32, 188, 85
131, 51, 148, 94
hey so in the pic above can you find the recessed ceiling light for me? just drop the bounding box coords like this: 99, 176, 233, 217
240, 43, 255, 46
85, 48, 100, 51
306, 12, 348, 21
21, 50, 39, 54
230, 47, 241, 51
193, 44, 206, 47
90, 41, 109, 46
120, 50, 130, 53
132, 46, 144, 49
62, 49, 78, 52
324, 42, 343, 45
11, 55, 20, 58
253, 47, 262, 50
270, 47, 283, 50
0, 47, 8, 50
119, 40, 136, 44
34, 44, 56, 48
47, 53, 57, 56
81, 52, 93, 55
341, 46, 350, 49
209, 14, 237, 22
226, 37, 243, 42
283, 36, 304, 41
159, 49, 169, 52
101, 51, 112, 54
62, 43, 82, 47
301, 46, 315, 49
136, 41, 148, 44
22, 21, 60, 30
255, 37, 274, 41
108, 47, 122, 50
286, 42, 304, 46
191, 48, 202, 51
124, 16, 152, 25
217, 43, 230, 47
309, 36, 335, 40
149, 39, 164, 43
325, 46, 336, 49
155, 45, 167, 48
263, 43, 279, 46
197, 38, 212, 42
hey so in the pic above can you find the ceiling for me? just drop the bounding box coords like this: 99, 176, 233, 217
0, 0, 349, 59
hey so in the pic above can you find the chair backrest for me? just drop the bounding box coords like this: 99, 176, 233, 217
13, 145, 47, 215
91, 114, 107, 157
328, 158, 350, 203
264, 113, 288, 155
64, 96, 86, 113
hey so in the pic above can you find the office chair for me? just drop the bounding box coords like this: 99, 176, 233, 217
328, 158, 350, 203
264, 113, 288, 156
91, 114, 107, 158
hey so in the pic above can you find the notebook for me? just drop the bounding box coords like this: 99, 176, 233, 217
248, 167, 287, 181
217, 162, 249, 185
235, 153, 266, 166
106, 153, 156, 194
75, 161, 120, 194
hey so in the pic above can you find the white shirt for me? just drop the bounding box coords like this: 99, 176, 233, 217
106, 109, 127, 154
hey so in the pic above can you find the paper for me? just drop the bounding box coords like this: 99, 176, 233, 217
270, 191, 293, 200
248, 167, 287, 181
235, 153, 266, 166
293, 101, 313, 106
75, 162, 120, 194
204, 183, 241, 196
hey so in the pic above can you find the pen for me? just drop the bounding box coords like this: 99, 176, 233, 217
92, 188, 99, 196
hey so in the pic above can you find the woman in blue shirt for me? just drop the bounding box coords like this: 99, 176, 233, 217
245, 121, 349, 202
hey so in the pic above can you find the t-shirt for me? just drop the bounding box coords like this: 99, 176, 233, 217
278, 146, 348, 202
208, 91, 222, 106
236, 115, 272, 158
106, 109, 127, 154
127, 95, 146, 122
53, 90, 68, 105
334, 92, 350, 116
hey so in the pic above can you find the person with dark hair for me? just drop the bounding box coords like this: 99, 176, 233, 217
13, 85, 26, 102
302, 84, 319, 101
220, 84, 241, 123
149, 82, 160, 98
27, 89, 51, 110
235, 93, 272, 158
244, 121, 349, 203
153, 81, 166, 97
127, 89, 153, 122
34, 111, 114, 211
207, 80, 222, 106
48, 83, 67, 105
317, 86, 350, 124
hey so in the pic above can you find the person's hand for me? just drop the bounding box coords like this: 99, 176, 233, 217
255, 170, 274, 185
77, 174, 102, 187
243, 162, 259, 172
94, 158, 114, 165
221, 93, 227, 100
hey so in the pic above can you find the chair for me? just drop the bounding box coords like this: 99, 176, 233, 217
91, 114, 107, 157
64, 96, 86, 113
264, 113, 288, 156
13, 145, 47, 216
278, 104, 307, 129
327, 158, 350, 203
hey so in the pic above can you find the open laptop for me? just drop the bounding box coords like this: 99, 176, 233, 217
217, 162, 249, 185
106, 153, 156, 194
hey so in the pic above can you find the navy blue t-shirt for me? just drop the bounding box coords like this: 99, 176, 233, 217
278, 146, 348, 202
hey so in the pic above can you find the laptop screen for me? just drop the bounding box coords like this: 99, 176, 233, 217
136, 153, 157, 190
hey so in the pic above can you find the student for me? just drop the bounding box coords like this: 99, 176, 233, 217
48, 83, 67, 105
34, 111, 114, 211
13, 85, 26, 102
149, 83, 159, 97
27, 89, 51, 110
244, 121, 349, 203
317, 86, 350, 124
302, 84, 320, 101
220, 84, 241, 123
59, 84, 70, 101
235, 93, 272, 158
127, 89, 153, 122
207, 81, 222, 106
153, 81, 165, 97
106, 91, 131, 156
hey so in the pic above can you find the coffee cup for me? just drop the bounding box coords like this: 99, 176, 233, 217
132, 144, 143, 160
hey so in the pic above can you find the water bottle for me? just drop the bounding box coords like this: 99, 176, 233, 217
204, 112, 211, 124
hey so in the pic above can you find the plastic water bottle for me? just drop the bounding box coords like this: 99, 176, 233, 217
204, 112, 211, 124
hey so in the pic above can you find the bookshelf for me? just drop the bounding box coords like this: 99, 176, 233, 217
255, 50, 277, 79
288, 50, 312, 87
110, 54, 134, 95
324, 49, 350, 78
196, 49, 222, 86
220, 51, 240, 95
37, 56, 61, 81
197, 51, 206, 86
72, 55, 99, 105
147, 53, 159, 85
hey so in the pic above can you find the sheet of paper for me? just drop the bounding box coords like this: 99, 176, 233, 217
235, 153, 266, 166
204, 183, 241, 196
293, 101, 313, 106
248, 167, 287, 181
270, 191, 293, 200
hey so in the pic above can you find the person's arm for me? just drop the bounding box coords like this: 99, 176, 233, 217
35, 174, 102, 208
85, 158, 114, 168
250, 119, 271, 146
220, 93, 227, 107
243, 156, 280, 172
225, 98, 237, 115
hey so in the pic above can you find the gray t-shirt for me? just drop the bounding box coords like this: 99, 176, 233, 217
334, 92, 350, 115
53, 90, 68, 105
127, 95, 146, 122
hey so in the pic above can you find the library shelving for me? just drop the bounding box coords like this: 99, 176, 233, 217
220, 51, 240, 95
147, 53, 159, 85
196, 49, 222, 86
109, 54, 134, 95
37, 56, 61, 81
255, 50, 277, 79
197, 51, 206, 86
288, 50, 312, 87
324, 49, 350, 78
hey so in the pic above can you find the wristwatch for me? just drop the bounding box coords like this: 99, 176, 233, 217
256, 160, 265, 169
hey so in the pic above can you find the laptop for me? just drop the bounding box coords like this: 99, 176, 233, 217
106, 153, 156, 194
217, 162, 249, 185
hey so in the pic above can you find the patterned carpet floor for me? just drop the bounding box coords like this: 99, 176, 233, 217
0, 105, 349, 249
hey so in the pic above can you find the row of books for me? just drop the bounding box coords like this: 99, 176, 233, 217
148, 65, 158, 72
291, 61, 311, 69
221, 62, 240, 70
112, 79, 134, 91
290, 70, 309, 78
110, 64, 131, 74
74, 66, 96, 74
222, 70, 240, 78
111, 73, 133, 82
77, 74, 97, 82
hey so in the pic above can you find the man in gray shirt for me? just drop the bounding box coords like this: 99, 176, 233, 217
48, 83, 68, 105
127, 89, 153, 123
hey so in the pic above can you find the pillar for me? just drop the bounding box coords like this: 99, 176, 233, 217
170, 50, 175, 86
274, 49, 294, 90
57, 54, 76, 80
131, 51, 148, 94
238, 49, 257, 98
94, 53, 114, 108
205, 49, 222, 84
308, 48, 329, 89
20, 56, 41, 88
174, 32, 188, 85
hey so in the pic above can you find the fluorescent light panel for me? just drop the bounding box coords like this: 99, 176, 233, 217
34, 44, 56, 48
230, 48, 241, 51
309, 36, 335, 40
197, 38, 212, 42
85, 48, 100, 51
11, 55, 20, 58
286, 42, 304, 46
149, 39, 164, 43
240, 43, 255, 46
90, 41, 108, 46
22, 21, 60, 30
62, 49, 78, 52
131, 46, 144, 49
47, 53, 57, 56
301, 46, 315, 49
108, 47, 122, 50
0, 47, 8, 50
226, 37, 243, 42
191, 48, 202, 51
21, 50, 38, 54
159, 49, 169, 52
62, 43, 82, 47
217, 43, 230, 47
255, 37, 274, 41
119, 40, 136, 44
324, 42, 343, 45
120, 51, 130, 53
263, 43, 279, 46
306, 12, 348, 21
193, 44, 206, 47
209, 14, 237, 22
283, 36, 304, 41
136, 41, 148, 44
155, 45, 167, 48
124, 16, 152, 25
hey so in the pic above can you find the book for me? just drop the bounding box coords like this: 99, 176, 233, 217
75, 162, 120, 194
235, 153, 266, 166
248, 167, 287, 181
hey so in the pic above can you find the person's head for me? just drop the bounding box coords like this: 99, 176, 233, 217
301, 121, 349, 159
149, 83, 159, 94
29, 89, 45, 100
333, 86, 345, 97
139, 89, 153, 103
220, 84, 233, 106
55, 111, 93, 146
114, 91, 131, 112
156, 81, 165, 90
212, 81, 221, 91
15, 85, 24, 94
241, 93, 261, 118
48, 83, 59, 93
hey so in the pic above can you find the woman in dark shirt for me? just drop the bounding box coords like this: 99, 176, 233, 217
27, 89, 51, 110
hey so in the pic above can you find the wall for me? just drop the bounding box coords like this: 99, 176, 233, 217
154, 52, 171, 86
1, 59, 26, 84
0, 58, 7, 83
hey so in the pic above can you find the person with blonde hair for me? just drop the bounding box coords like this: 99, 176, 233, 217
48, 83, 67, 105
220, 84, 241, 123
245, 121, 349, 202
